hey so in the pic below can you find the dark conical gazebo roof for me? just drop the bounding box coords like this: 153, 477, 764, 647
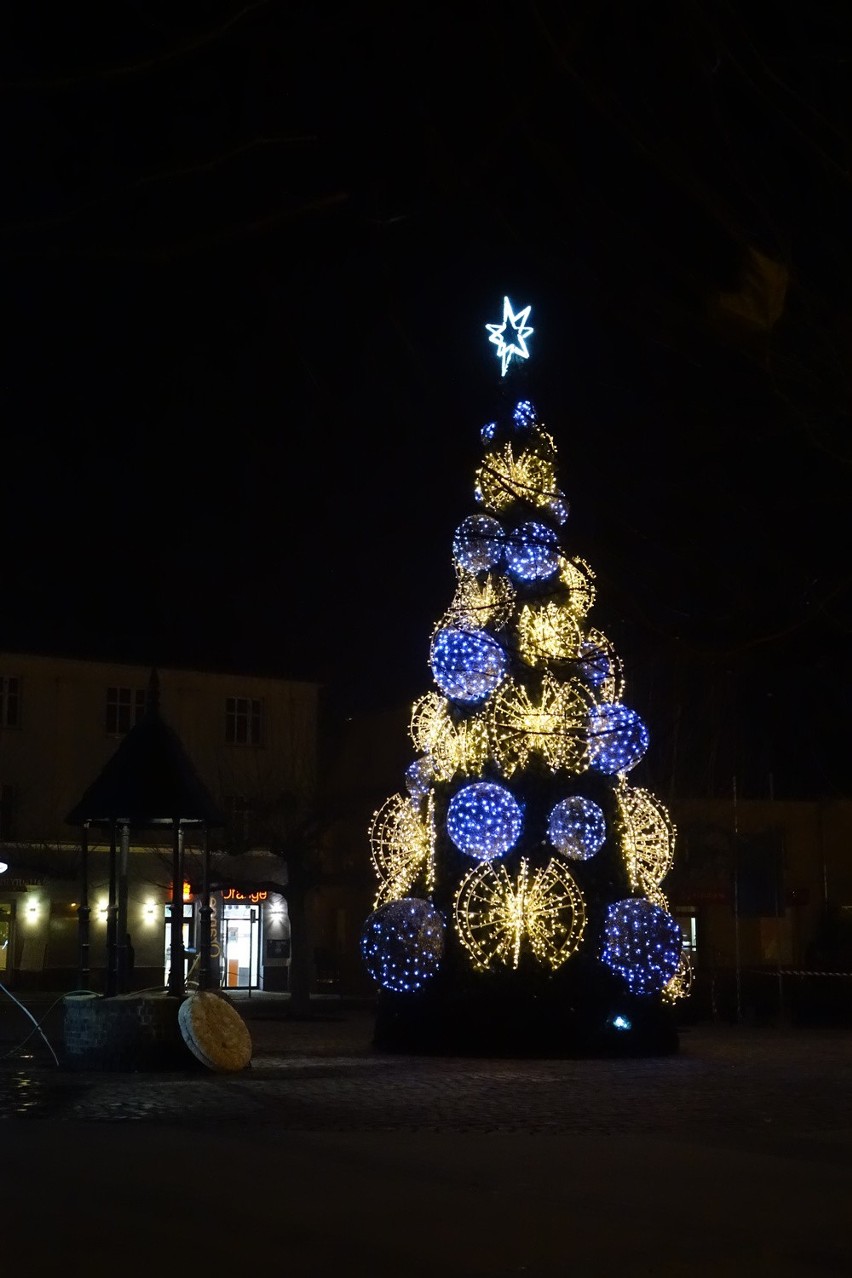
66, 671, 223, 828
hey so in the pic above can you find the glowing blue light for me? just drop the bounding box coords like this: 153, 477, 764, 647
578, 642, 610, 688
600, 898, 682, 997
588, 703, 649, 774
430, 627, 507, 704
505, 521, 560, 582
452, 514, 505, 573
446, 781, 523, 860
405, 756, 434, 799
548, 495, 570, 526
486, 297, 534, 377
360, 898, 445, 993
481, 420, 497, 444
610, 1014, 632, 1031
513, 400, 537, 428
548, 796, 606, 860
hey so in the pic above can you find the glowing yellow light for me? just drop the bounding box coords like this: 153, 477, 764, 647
475, 444, 562, 514
488, 674, 593, 776
662, 950, 693, 1003
585, 627, 625, 703
643, 882, 671, 911
616, 782, 676, 894
558, 556, 597, 618
443, 570, 516, 633
454, 856, 586, 971
515, 600, 581, 668
369, 792, 436, 908
410, 693, 490, 782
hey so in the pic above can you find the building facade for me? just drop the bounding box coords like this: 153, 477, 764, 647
669, 795, 852, 1023
0, 652, 319, 993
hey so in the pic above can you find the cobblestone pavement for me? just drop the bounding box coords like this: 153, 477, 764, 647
2, 1001, 851, 1277
2, 1001, 851, 1161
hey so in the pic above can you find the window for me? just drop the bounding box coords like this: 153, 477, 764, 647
674, 910, 697, 955
225, 697, 263, 745
223, 795, 253, 846
0, 677, 20, 728
0, 785, 17, 840
105, 686, 147, 736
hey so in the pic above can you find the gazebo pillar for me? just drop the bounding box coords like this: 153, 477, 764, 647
117, 821, 130, 993
167, 817, 186, 997
77, 821, 91, 990
199, 823, 212, 991
105, 820, 118, 997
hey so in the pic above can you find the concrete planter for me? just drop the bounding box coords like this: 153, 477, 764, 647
61, 992, 196, 1072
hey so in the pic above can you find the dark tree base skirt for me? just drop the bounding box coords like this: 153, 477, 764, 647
372, 987, 680, 1059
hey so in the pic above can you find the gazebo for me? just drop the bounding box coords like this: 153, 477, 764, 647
65, 669, 224, 999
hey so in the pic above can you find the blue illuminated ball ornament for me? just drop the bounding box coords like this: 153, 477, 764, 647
430, 627, 507, 704
578, 642, 610, 688
405, 756, 434, 800
513, 399, 537, 428
505, 521, 560, 582
588, 703, 649, 774
447, 782, 523, 860
548, 796, 606, 860
600, 898, 682, 996
360, 898, 445, 993
481, 420, 497, 444
452, 515, 505, 573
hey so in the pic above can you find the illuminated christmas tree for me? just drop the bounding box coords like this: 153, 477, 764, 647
360, 297, 691, 1055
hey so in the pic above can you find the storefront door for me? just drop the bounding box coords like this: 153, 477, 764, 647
221, 904, 260, 990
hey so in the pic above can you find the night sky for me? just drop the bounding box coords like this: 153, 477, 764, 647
3, 3, 851, 798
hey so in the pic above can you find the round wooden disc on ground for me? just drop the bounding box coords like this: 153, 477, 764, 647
178, 992, 253, 1072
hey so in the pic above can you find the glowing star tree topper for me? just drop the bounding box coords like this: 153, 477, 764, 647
486, 296, 534, 376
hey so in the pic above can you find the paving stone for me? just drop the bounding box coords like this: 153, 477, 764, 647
2, 1006, 851, 1166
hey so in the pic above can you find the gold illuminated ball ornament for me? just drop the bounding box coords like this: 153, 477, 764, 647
369, 792, 436, 907
515, 600, 582, 668
454, 857, 586, 972
444, 569, 516, 634
409, 691, 491, 781
615, 782, 676, 895
488, 674, 593, 777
